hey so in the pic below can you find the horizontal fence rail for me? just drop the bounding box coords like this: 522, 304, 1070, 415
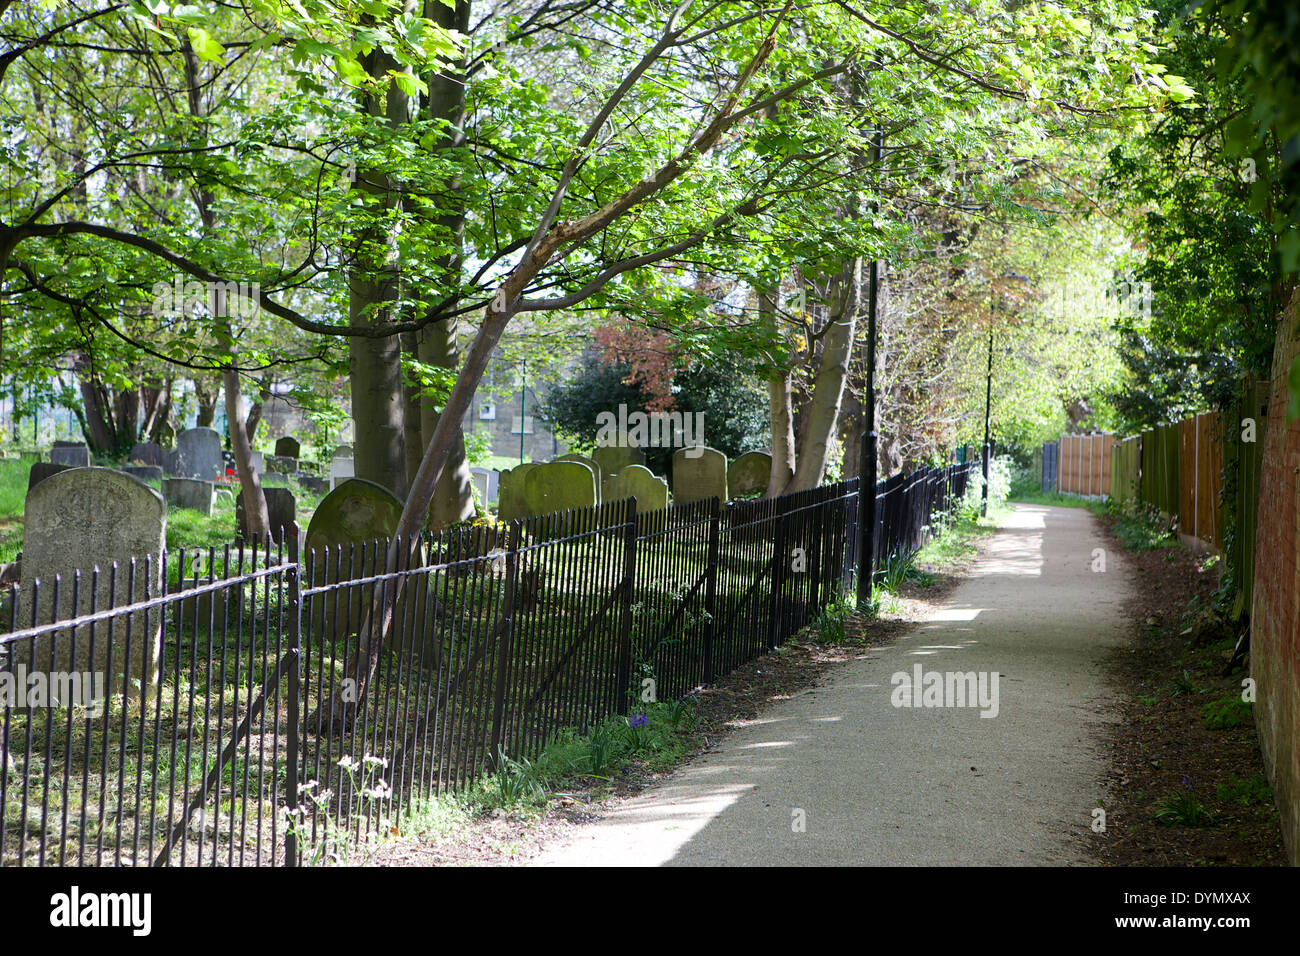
2, 465, 972, 867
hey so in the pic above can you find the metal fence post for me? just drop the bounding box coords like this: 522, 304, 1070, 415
284, 523, 301, 868
615, 498, 638, 715
702, 498, 721, 685
767, 495, 789, 650
490, 520, 521, 760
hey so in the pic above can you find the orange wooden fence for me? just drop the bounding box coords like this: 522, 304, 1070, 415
1056, 432, 1114, 497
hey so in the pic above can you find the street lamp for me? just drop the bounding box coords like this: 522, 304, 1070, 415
982, 272, 1031, 517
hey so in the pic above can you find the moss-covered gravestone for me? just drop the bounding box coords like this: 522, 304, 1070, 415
18, 468, 166, 698
671, 446, 727, 504
592, 444, 646, 479
727, 451, 772, 498
523, 460, 597, 516
497, 463, 537, 521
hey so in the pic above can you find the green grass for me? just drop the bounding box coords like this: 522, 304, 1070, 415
0, 457, 31, 562
1202, 693, 1253, 730
1009, 488, 1109, 513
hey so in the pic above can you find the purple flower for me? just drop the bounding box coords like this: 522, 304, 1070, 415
1181, 775, 1193, 791
629, 713, 649, 728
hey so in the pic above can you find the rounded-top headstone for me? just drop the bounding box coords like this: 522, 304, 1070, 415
728, 451, 772, 498
602, 464, 669, 512
177, 427, 222, 481
497, 463, 537, 521
555, 453, 602, 498
592, 444, 646, 479
19, 467, 166, 691
274, 435, 301, 459
671, 446, 728, 504
305, 479, 403, 559
522, 460, 597, 516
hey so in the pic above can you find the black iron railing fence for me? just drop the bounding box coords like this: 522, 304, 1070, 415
1, 463, 975, 867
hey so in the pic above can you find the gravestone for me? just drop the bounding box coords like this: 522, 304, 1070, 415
121, 465, 163, 483
17, 468, 166, 696
267, 455, 297, 475
235, 487, 297, 543
297, 475, 329, 496
304, 479, 409, 646
274, 436, 300, 459
522, 460, 597, 516
214, 489, 235, 508
497, 464, 536, 521
177, 427, 221, 481
603, 464, 669, 512
555, 454, 602, 499
672, 446, 727, 504
329, 456, 354, 490
49, 443, 90, 467
469, 467, 499, 506
592, 444, 646, 479
333, 444, 353, 458
305, 479, 403, 557
28, 461, 73, 492
161, 477, 215, 515
162, 448, 182, 475
727, 451, 772, 498
129, 442, 166, 467
248, 450, 264, 475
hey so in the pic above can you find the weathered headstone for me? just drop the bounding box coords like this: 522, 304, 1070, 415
555, 454, 602, 499
121, 465, 163, 483
49, 443, 90, 467
672, 446, 727, 504
497, 463, 536, 521
329, 456, 355, 490
603, 464, 669, 512
129, 442, 166, 467
236, 486, 297, 543
162, 448, 182, 475
592, 444, 646, 479
214, 489, 235, 508
267, 455, 297, 475
523, 460, 597, 516
305, 479, 403, 557
17, 468, 166, 696
333, 444, 353, 458
297, 475, 329, 496
469, 467, 499, 506
727, 451, 772, 498
28, 461, 73, 492
303, 479, 417, 648
161, 477, 215, 515
274, 436, 300, 459
248, 450, 264, 474
177, 427, 222, 481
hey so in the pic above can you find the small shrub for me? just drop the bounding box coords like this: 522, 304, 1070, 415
1153, 778, 1215, 828
1202, 694, 1253, 730
1216, 773, 1271, 807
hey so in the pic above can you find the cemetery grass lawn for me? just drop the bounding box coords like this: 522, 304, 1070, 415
0, 457, 31, 562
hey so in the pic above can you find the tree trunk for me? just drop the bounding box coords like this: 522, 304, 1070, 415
417, 0, 476, 528
791, 259, 860, 491
224, 367, 270, 537
182, 39, 269, 539
401, 331, 424, 490
346, 36, 415, 499
418, 317, 475, 527
193, 376, 219, 428
762, 287, 797, 497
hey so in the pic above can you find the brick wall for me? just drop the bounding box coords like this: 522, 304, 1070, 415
1252, 286, 1300, 864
